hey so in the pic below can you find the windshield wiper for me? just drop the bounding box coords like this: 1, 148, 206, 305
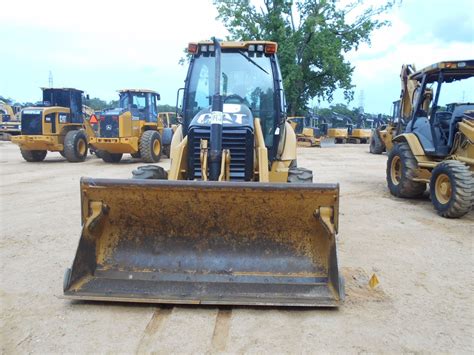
238, 51, 269, 75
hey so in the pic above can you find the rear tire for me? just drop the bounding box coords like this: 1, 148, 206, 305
369, 132, 384, 154
140, 130, 162, 163
99, 151, 123, 163
64, 130, 88, 162
288, 167, 313, 183
430, 161, 473, 218
386, 142, 426, 198
131, 151, 141, 159
20, 149, 47, 162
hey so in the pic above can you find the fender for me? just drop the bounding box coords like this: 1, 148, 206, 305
393, 133, 425, 157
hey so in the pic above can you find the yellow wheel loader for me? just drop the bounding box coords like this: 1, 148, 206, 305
288, 116, 335, 147
387, 60, 474, 218
86, 90, 173, 163
11, 88, 88, 162
63, 39, 344, 307
0, 101, 22, 141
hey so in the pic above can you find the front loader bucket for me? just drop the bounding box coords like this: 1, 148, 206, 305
319, 137, 336, 147
64, 178, 343, 307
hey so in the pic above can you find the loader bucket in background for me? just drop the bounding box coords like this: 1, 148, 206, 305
319, 137, 336, 147
64, 178, 344, 307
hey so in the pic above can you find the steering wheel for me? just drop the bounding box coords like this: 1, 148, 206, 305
224, 94, 246, 104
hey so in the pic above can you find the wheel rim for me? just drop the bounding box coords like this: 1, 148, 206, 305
77, 139, 86, 155
390, 156, 401, 185
153, 139, 161, 156
435, 173, 452, 204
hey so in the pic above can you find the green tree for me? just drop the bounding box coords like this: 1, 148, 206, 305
158, 104, 177, 112
214, 0, 395, 115
87, 97, 109, 111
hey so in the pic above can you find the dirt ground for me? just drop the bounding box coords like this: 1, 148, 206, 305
1, 141, 472, 353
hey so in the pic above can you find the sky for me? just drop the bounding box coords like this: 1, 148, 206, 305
0, 0, 473, 114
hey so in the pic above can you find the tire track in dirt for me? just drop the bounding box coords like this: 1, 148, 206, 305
210, 308, 233, 352
135, 306, 173, 353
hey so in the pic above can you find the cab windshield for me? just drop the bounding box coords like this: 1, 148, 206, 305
185, 51, 276, 145
120, 92, 147, 110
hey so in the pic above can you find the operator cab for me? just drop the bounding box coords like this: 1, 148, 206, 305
41, 88, 83, 122
118, 89, 160, 122
21, 88, 84, 135
406, 60, 474, 156
181, 41, 285, 181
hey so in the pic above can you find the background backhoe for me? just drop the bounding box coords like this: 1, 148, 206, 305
386, 60, 474, 218
370, 64, 420, 154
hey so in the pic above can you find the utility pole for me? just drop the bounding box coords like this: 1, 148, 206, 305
49, 71, 53, 88
358, 90, 365, 114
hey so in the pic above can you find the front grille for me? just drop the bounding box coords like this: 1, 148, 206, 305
188, 126, 254, 181
100, 115, 119, 138
21, 114, 42, 135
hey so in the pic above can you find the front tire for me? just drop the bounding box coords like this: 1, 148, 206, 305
140, 130, 162, 163
64, 130, 88, 162
20, 149, 47, 162
386, 142, 426, 198
430, 161, 473, 218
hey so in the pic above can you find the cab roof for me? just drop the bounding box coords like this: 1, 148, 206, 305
195, 40, 277, 47
118, 89, 159, 95
410, 60, 474, 83
189, 40, 278, 53
40, 87, 83, 93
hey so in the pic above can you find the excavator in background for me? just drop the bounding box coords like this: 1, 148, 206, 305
386, 60, 474, 218
85, 89, 174, 163
370, 64, 419, 154
64, 39, 344, 307
328, 114, 351, 143
11, 88, 88, 162
347, 119, 371, 144
288, 115, 335, 147
0, 101, 22, 140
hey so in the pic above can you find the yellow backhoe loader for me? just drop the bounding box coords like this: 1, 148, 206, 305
387, 60, 474, 218
0, 101, 21, 140
11, 88, 88, 162
63, 39, 344, 307
86, 90, 174, 163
